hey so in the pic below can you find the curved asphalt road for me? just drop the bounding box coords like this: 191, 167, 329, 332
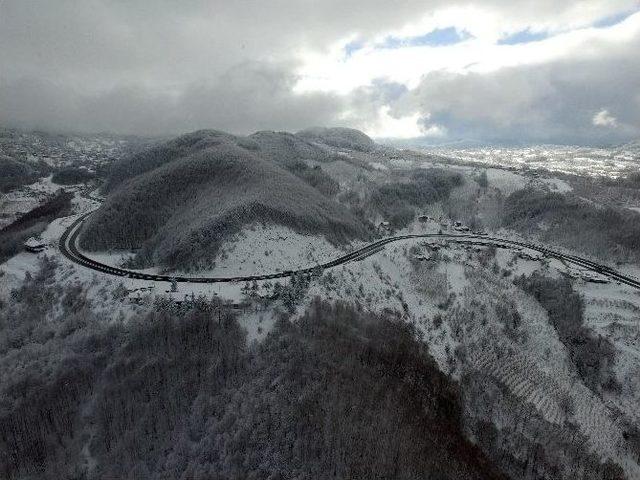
59, 210, 640, 290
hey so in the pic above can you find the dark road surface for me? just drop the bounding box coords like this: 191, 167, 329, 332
59, 211, 640, 289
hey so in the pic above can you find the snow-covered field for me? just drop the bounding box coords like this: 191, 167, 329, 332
484, 168, 528, 195
419, 162, 569, 197
538, 176, 573, 193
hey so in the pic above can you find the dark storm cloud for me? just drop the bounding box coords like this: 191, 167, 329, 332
176, 62, 345, 134
0, 0, 638, 141
0, 62, 344, 135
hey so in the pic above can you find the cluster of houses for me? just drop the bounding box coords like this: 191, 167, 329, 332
379, 214, 612, 286
412, 241, 443, 262
562, 269, 610, 284
0, 128, 131, 170
23, 237, 48, 253
453, 221, 470, 232
420, 215, 476, 233
518, 250, 544, 261
379, 214, 476, 234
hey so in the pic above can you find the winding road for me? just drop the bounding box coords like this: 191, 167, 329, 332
58, 209, 640, 290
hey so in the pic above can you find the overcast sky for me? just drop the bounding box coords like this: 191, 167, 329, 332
1, 0, 639, 144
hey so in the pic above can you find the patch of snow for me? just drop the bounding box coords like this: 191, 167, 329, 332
388, 158, 413, 169
485, 168, 527, 195
79, 249, 135, 268
369, 161, 388, 171
178, 224, 345, 278
540, 177, 572, 193
237, 308, 279, 343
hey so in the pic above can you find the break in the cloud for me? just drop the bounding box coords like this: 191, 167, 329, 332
0, 0, 639, 143
593, 110, 619, 128
362, 107, 445, 139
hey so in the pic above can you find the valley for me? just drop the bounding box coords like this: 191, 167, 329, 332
1, 127, 640, 480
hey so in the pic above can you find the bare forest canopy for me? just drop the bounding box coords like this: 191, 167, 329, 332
0, 258, 506, 480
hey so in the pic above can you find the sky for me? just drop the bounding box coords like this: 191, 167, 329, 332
1, 0, 639, 144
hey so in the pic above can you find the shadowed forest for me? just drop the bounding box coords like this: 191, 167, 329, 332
0, 258, 505, 480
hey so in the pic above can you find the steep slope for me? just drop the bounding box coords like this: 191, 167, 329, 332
80, 131, 369, 271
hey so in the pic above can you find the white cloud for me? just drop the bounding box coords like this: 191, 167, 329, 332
295, 11, 640, 94
592, 109, 619, 127
363, 106, 438, 139
422, 123, 448, 137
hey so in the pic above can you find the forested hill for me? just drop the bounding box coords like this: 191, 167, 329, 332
0, 154, 40, 192
80, 129, 371, 271
103, 127, 376, 193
